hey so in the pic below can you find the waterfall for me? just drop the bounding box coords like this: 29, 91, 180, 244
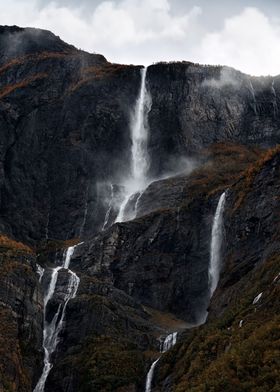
209, 192, 226, 297
145, 358, 160, 392
34, 245, 80, 392
102, 184, 114, 230
115, 193, 132, 223
115, 66, 151, 223
249, 80, 256, 102
36, 264, 45, 283
271, 80, 278, 116
134, 189, 145, 218
247, 80, 257, 115
161, 332, 177, 353
45, 213, 50, 240
131, 66, 151, 188
79, 198, 88, 237
145, 332, 178, 392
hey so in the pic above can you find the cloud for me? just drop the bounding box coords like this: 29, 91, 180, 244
196, 7, 280, 75
0, 2, 280, 75
0, 0, 201, 60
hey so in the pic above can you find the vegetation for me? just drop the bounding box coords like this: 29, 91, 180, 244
0, 234, 34, 278
0, 234, 34, 254
77, 336, 146, 392
0, 234, 37, 392
0, 73, 48, 99
36, 237, 80, 253
0, 307, 30, 392
68, 63, 135, 93
172, 143, 260, 211
0, 50, 75, 76
83, 63, 133, 78
233, 144, 280, 211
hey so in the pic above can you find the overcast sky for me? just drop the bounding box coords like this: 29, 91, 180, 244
1, 0, 280, 75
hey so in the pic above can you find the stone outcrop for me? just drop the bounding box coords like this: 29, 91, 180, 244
0, 236, 43, 391
146, 62, 280, 177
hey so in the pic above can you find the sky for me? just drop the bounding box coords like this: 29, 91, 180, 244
0, 0, 280, 76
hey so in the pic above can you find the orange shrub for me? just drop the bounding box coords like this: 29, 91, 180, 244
233, 144, 280, 211
0, 73, 48, 99
0, 234, 33, 254
0, 50, 75, 76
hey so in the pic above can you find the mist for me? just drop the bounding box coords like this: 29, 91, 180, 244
202, 67, 243, 89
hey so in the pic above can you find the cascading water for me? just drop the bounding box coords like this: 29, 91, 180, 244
134, 189, 145, 217
102, 184, 114, 230
34, 245, 80, 392
36, 264, 45, 283
115, 66, 151, 223
145, 358, 160, 392
248, 80, 257, 114
271, 80, 278, 116
115, 193, 132, 223
161, 332, 177, 353
130, 66, 151, 188
208, 192, 226, 297
145, 332, 178, 392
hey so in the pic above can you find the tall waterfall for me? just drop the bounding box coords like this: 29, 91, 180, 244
115, 66, 151, 223
209, 192, 226, 297
131, 66, 151, 188
145, 332, 178, 392
34, 245, 80, 392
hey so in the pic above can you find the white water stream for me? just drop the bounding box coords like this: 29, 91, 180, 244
145, 332, 178, 392
33, 245, 80, 392
209, 192, 226, 297
102, 184, 114, 230
115, 66, 151, 223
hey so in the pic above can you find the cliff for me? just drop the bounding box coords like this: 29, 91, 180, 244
152, 149, 280, 391
0, 26, 279, 392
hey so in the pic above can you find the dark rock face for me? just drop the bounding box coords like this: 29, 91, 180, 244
209, 150, 280, 319
35, 245, 185, 392
76, 203, 211, 324
0, 25, 279, 392
152, 150, 280, 392
0, 238, 43, 391
146, 63, 280, 177
0, 26, 77, 64
0, 27, 280, 245
0, 26, 142, 243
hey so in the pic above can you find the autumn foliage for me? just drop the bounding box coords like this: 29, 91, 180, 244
0, 234, 33, 254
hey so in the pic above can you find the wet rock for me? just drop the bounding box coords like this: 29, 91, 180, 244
0, 239, 43, 391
